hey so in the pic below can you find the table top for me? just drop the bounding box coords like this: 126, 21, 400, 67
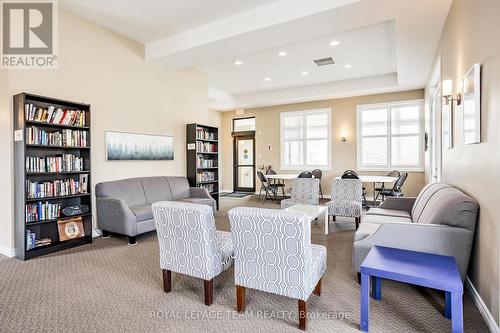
284, 204, 328, 220
335, 175, 398, 183
265, 174, 300, 180
361, 246, 463, 293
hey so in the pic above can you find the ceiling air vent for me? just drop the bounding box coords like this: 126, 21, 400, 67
314, 57, 335, 67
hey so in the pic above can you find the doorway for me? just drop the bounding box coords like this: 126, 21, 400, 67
429, 56, 442, 183
232, 133, 256, 192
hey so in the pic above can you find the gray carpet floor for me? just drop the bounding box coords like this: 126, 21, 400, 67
0, 196, 489, 332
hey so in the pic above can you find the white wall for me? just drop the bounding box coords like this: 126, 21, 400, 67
0, 9, 219, 254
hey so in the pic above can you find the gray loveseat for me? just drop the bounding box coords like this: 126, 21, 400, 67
96, 176, 216, 244
353, 183, 479, 281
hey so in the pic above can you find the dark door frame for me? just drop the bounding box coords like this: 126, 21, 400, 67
232, 131, 256, 192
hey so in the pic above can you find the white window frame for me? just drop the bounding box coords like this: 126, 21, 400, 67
280, 108, 332, 170
356, 99, 425, 172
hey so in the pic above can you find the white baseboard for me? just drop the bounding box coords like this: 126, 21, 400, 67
0, 244, 15, 257
466, 276, 499, 333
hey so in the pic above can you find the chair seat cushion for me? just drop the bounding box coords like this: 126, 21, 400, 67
367, 208, 411, 219
354, 222, 382, 242
130, 204, 153, 222
326, 200, 361, 218
215, 231, 234, 275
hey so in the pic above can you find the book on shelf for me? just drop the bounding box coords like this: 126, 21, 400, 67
198, 183, 216, 193
196, 156, 216, 168
25, 103, 87, 127
26, 230, 51, 250
25, 202, 62, 223
26, 154, 84, 173
196, 171, 216, 182
196, 141, 217, 153
196, 127, 215, 140
26, 178, 87, 199
26, 126, 88, 147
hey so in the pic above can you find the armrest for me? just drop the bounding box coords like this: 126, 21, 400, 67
378, 197, 416, 212
190, 187, 211, 198
353, 222, 474, 280
96, 197, 137, 236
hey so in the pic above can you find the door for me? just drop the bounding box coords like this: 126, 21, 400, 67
233, 135, 255, 192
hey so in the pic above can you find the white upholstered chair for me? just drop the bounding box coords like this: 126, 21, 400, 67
280, 178, 320, 209
326, 178, 363, 230
228, 207, 327, 330
152, 201, 233, 305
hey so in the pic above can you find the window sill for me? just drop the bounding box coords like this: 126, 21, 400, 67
357, 167, 424, 173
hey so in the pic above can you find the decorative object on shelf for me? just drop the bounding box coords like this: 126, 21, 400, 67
105, 131, 174, 161
462, 63, 481, 144
62, 204, 89, 217
57, 216, 85, 241
442, 101, 453, 149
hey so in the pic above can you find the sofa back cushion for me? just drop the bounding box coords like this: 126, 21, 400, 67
412, 183, 451, 222
140, 177, 173, 204
414, 184, 478, 231
167, 177, 191, 200
95, 178, 146, 206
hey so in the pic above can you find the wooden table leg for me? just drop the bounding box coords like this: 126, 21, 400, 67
451, 292, 464, 333
371, 276, 381, 301
324, 210, 329, 235
360, 273, 370, 331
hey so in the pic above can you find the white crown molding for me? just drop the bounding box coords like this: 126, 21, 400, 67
466, 276, 499, 333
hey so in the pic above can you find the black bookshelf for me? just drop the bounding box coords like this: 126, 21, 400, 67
186, 124, 219, 209
14, 93, 92, 260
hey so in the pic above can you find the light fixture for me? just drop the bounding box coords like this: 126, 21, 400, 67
278, 51, 287, 56
329, 40, 340, 47
301, 71, 309, 76
264, 77, 271, 81
340, 130, 348, 142
234, 60, 243, 65
344, 64, 352, 69
235, 108, 245, 115
442, 79, 462, 105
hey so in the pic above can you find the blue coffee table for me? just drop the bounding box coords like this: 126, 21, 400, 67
360, 246, 463, 332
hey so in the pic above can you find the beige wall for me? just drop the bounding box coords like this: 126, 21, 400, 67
221, 90, 425, 197
0, 9, 219, 252
426, 0, 500, 325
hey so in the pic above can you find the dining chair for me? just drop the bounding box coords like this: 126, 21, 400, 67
257, 171, 279, 204
297, 171, 312, 178
377, 173, 408, 201
342, 170, 368, 207
266, 169, 286, 197
152, 201, 234, 306
311, 169, 323, 199
228, 207, 327, 330
374, 170, 401, 203
280, 178, 320, 209
327, 178, 363, 230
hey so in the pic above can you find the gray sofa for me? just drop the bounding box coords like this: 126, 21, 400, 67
353, 183, 479, 281
96, 176, 216, 244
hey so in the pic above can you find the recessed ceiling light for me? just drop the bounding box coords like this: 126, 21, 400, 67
234, 60, 243, 65
344, 64, 352, 69
278, 51, 287, 56
329, 40, 340, 47
301, 71, 309, 76
264, 77, 271, 81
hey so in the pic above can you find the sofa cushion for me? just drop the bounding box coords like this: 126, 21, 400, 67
130, 204, 153, 222
363, 214, 412, 225
95, 178, 146, 206
367, 208, 411, 219
411, 183, 451, 223
354, 222, 382, 242
167, 177, 191, 200
140, 177, 172, 204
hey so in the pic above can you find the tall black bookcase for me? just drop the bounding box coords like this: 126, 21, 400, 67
186, 124, 219, 209
14, 93, 92, 260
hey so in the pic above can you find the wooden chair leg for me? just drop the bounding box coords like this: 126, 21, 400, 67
236, 285, 246, 312
204, 279, 214, 306
298, 299, 307, 330
162, 269, 171, 293
355, 217, 360, 230
313, 278, 322, 296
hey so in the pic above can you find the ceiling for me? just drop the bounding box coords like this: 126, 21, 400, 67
60, 0, 453, 110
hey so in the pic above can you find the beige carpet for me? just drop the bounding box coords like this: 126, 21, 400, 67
0, 196, 489, 332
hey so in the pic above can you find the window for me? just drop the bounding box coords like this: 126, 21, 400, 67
357, 100, 424, 171
233, 117, 255, 132
280, 108, 331, 170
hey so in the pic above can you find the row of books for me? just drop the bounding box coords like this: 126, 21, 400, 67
196, 141, 217, 153
197, 171, 216, 183
26, 230, 51, 250
196, 156, 217, 168
196, 127, 216, 141
25, 104, 87, 127
26, 202, 62, 223
199, 183, 216, 193
26, 177, 87, 199
26, 126, 88, 147
26, 154, 84, 173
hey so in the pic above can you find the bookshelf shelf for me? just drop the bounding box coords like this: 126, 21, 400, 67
187, 124, 220, 209
14, 93, 92, 260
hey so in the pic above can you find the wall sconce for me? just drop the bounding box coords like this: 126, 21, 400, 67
442, 79, 462, 105
340, 131, 348, 142
341, 136, 347, 142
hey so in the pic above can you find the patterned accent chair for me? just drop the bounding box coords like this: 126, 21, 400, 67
326, 179, 363, 230
228, 207, 327, 330
152, 201, 233, 306
280, 178, 320, 209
